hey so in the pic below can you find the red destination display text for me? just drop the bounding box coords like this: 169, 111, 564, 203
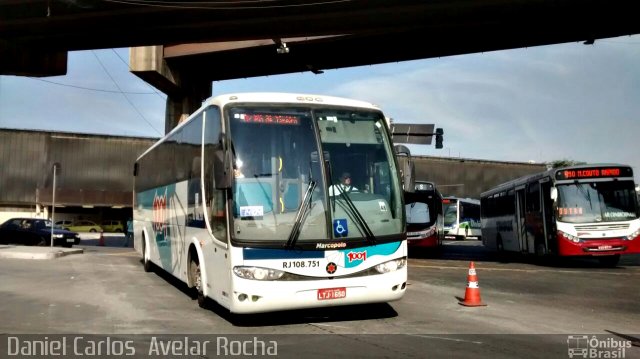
239, 114, 300, 125
557, 167, 626, 180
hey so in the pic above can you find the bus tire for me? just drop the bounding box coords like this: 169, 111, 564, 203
535, 242, 547, 257
142, 235, 152, 273
597, 255, 620, 267
189, 257, 207, 308
496, 236, 507, 262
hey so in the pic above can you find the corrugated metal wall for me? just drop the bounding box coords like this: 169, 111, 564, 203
0, 130, 47, 204
0, 129, 156, 206
1, 129, 546, 206
399, 155, 547, 199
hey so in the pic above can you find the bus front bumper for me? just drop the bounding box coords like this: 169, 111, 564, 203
558, 235, 640, 256
227, 268, 407, 314
407, 233, 439, 248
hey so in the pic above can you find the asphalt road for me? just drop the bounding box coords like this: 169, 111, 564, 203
0, 240, 638, 358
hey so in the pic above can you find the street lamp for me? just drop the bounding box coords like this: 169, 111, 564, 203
51, 162, 61, 248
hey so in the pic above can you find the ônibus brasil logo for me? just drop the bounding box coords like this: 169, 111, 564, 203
152, 189, 168, 237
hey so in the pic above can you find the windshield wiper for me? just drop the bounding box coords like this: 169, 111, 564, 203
285, 180, 317, 249
335, 186, 376, 244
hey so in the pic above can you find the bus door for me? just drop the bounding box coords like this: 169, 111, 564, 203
540, 179, 555, 255
515, 186, 528, 253
525, 182, 543, 255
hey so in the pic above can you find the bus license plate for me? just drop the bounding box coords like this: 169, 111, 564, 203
598, 245, 612, 250
317, 287, 346, 300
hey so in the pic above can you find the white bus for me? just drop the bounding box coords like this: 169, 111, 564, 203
133, 93, 408, 314
442, 197, 481, 240
480, 164, 640, 266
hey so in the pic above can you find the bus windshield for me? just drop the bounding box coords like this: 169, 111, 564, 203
228, 105, 402, 244
556, 181, 639, 223
443, 201, 458, 227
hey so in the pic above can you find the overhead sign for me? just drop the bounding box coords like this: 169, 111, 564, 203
391, 123, 435, 145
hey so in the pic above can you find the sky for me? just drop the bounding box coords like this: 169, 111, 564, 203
1, 35, 639, 182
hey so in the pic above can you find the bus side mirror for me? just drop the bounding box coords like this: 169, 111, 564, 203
550, 187, 558, 202
214, 137, 232, 189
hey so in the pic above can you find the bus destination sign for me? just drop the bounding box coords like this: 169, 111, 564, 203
236, 113, 300, 125
415, 182, 434, 191
555, 166, 632, 180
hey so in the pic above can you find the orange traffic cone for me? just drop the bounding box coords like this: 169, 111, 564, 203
459, 261, 487, 306
98, 232, 105, 246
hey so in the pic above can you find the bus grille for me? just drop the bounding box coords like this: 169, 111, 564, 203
574, 224, 629, 231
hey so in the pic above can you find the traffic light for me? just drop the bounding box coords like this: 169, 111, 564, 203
435, 128, 444, 149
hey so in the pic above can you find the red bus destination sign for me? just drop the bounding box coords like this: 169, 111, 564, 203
556, 166, 633, 180
237, 113, 300, 125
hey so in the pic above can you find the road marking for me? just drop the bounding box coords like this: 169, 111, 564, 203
408, 334, 483, 345
101, 251, 139, 257
311, 323, 350, 329
408, 263, 639, 275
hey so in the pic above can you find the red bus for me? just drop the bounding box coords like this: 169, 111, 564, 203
405, 181, 444, 250
480, 164, 640, 266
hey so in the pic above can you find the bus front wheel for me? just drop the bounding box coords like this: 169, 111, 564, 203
190, 258, 206, 308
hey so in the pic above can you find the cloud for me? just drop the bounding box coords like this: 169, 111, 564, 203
330, 38, 640, 179
2, 37, 639, 179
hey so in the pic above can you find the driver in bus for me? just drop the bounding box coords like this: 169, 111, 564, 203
329, 172, 358, 196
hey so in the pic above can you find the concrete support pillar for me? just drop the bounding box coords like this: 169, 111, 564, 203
130, 46, 212, 134
164, 79, 211, 133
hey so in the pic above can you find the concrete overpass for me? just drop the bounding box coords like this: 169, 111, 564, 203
2, 0, 639, 131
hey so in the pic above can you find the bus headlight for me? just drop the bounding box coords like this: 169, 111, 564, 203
374, 258, 407, 274
625, 229, 640, 241
233, 266, 285, 281
558, 230, 581, 243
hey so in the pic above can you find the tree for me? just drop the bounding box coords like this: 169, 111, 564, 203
547, 159, 587, 168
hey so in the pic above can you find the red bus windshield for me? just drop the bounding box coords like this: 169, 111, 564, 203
556, 180, 639, 223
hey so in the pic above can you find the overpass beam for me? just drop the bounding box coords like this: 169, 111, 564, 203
0, 41, 67, 77
130, 46, 211, 134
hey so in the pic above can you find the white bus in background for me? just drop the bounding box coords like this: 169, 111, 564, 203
442, 197, 481, 240
480, 164, 640, 266
133, 93, 409, 314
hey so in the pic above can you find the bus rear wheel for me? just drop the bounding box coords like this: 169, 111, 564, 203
535, 242, 547, 257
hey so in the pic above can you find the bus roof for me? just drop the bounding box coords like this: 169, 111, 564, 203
480, 163, 633, 198
137, 92, 383, 161
205, 92, 381, 111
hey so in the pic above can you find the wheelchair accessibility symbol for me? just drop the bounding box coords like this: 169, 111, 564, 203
333, 219, 348, 237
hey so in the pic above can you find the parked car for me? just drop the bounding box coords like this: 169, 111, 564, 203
55, 220, 73, 228
0, 218, 79, 247
101, 220, 124, 233
56, 220, 103, 233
